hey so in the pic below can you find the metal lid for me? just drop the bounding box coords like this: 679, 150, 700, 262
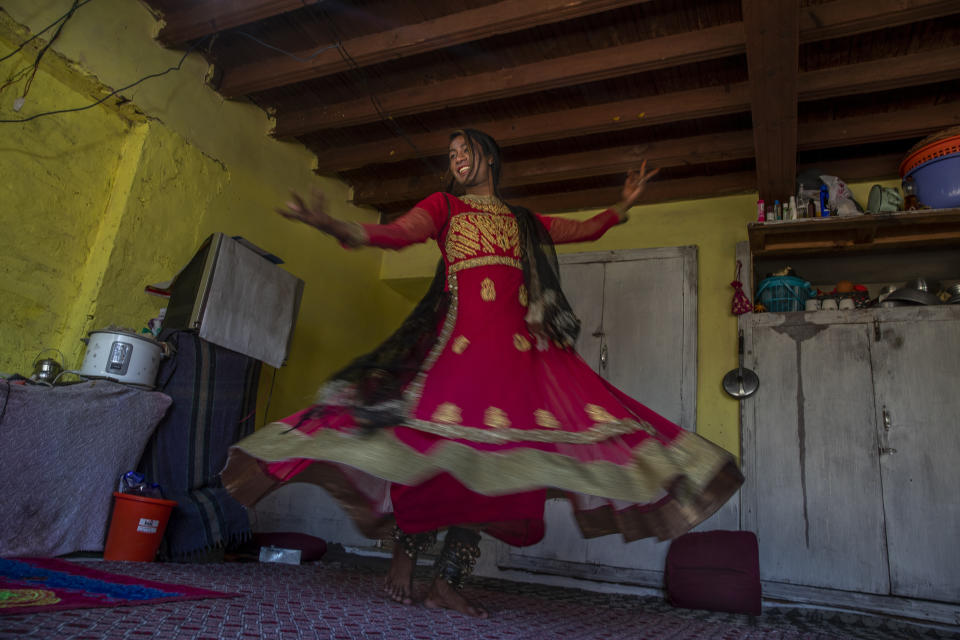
884, 288, 941, 305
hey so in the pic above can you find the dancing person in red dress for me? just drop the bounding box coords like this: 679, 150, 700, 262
223, 129, 743, 618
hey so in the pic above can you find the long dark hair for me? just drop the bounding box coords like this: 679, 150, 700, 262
304, 128, 580, 431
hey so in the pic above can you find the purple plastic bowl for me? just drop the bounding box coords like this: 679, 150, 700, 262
906, 153, 960, 210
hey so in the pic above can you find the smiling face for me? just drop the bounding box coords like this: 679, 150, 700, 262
449, 134, 493, 194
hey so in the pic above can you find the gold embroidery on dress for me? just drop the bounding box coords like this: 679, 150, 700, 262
513, 334, 531, 352
452, 335, 470, 354
407, 416, 651, 444
518, 284, 528, 307
445, 214, 520, 261
586, 404, 617, 423
481, 278, 496, 302
459, 194, 511, 215
247, 422, 738, 511
432, 402, 462, 425
534, 409, 560, 429
484, 407, 511, 429
448, 256, 522, 275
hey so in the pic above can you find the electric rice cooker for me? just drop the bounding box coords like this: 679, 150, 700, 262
77, 329, 164, 389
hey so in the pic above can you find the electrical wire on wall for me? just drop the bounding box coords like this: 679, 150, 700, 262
0, 0, 210, 124
1, 0, 442, 175
0, 0, 93, 65
4, 0, 82, 109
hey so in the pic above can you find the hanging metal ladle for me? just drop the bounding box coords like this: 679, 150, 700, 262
723, 330, 759, 399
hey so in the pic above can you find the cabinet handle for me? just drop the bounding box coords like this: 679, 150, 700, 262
874, 319, 881, 342
600, 343, 608, 369
882, 406, 891, 432
879, 447, 897, 455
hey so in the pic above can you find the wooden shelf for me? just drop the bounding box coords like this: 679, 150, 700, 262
748, 208, 960, 256
748, 208, 960, 291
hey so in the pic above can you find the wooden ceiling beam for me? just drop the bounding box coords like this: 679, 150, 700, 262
315, 45, 960, 173
156, 0, 319, 47
351, 103, 958, 207
218, 0, 648, 97
275, 22, 746, 136
274, 0, 957, 136
799, 0, 960, 43
797, 102, 960, 151
798, 47, 960, 102
742, 0, 799, 203
316, 84, 753, 173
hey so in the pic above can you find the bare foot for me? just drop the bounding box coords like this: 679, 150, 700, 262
424, 576, 488, 618
384, 544, 416, 605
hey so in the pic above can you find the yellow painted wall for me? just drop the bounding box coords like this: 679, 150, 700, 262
1, 12, 134, 374
1, 2, 414, 421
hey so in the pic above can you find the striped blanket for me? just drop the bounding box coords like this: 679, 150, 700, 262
138, 330, 261, 559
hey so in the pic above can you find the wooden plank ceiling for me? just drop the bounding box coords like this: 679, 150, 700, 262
141, 0, 960, 215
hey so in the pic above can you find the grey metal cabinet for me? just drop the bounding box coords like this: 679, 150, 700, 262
741, 306, 960, 622
494, 246, 704, 587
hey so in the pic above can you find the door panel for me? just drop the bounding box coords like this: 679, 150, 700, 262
871, 319, 960, 602
558, 261, 605, 372
581, 256, 687, 573
602, 256, 686, 423
748, 322, 889, 593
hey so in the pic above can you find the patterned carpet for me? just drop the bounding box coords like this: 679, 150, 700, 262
1, 556, 957, 640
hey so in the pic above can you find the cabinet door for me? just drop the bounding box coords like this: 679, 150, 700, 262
559, 261, 605, 372
497, 248, 697, 586
744, 320, 890, 593
871, 318, 960, 602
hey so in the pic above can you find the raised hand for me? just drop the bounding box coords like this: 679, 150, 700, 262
621, 159, 660, 209
276, 189, 366, 247
276, 189, 335, 231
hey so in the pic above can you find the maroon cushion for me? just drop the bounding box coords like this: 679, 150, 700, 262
665, 530, 761, 616
254, 532, 327, 562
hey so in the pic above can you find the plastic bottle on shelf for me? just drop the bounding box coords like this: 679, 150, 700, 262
757, 199, 766, 222
788, 196, 798, 220
774, 200, 782, 221
819, 184, 830, 217
902, 176, 918, 210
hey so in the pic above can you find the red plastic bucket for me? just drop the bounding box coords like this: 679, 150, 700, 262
103, 492, 177, 561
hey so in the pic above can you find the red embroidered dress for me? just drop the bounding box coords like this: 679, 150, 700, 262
223, 193, 742, 546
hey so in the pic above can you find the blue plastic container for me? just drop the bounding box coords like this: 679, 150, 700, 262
755, 276, 816, 313
905, 153, 960, 210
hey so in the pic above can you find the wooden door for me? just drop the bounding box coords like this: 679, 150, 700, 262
742, 315, 890, 593
871, 313, 960, 603
496, 247, 698, 586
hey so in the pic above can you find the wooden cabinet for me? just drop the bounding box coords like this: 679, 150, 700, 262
740, 212, 960, 624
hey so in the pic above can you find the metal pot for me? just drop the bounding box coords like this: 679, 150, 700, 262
31, 357, 63, 384
77, 330, 163, 389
